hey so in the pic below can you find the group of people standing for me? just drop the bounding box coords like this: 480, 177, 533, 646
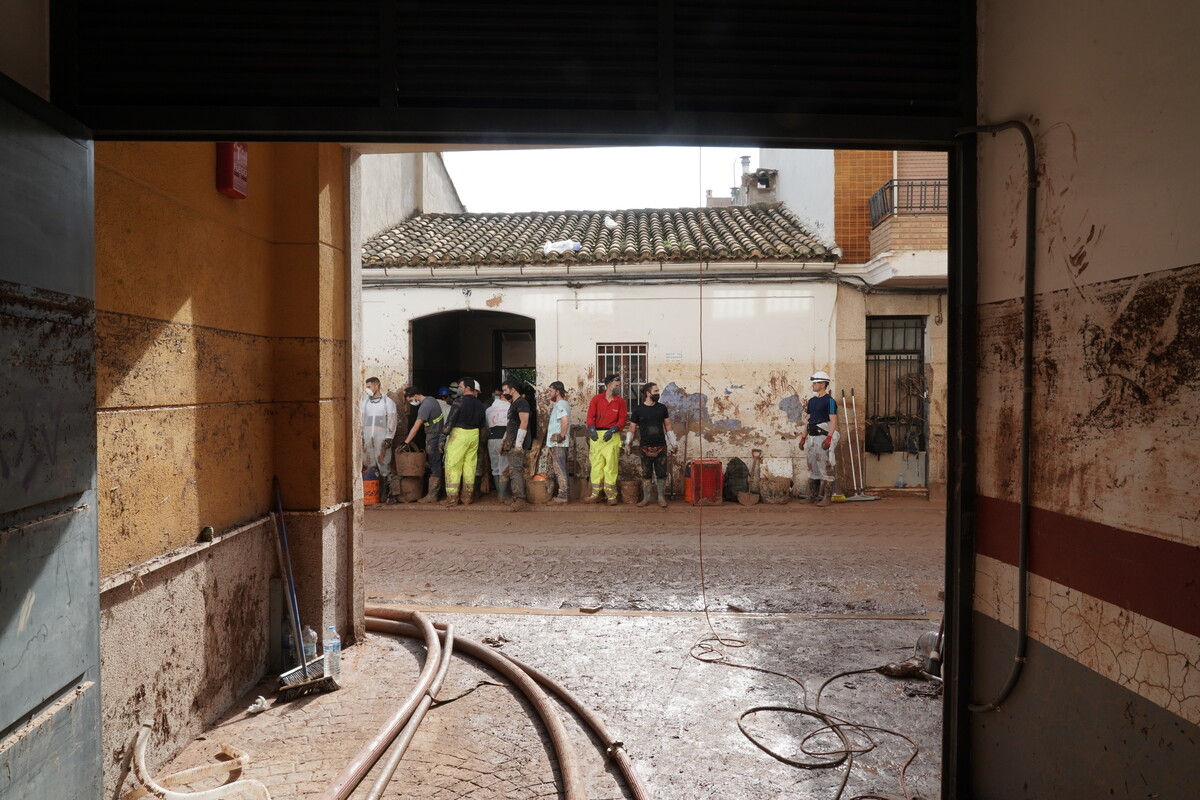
363, 369, 842, 510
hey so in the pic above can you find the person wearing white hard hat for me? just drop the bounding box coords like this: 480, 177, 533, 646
800, 371, 839, 507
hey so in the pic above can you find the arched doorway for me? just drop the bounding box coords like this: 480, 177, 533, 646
410, 310, 536, 399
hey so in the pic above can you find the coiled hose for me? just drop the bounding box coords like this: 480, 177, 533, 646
365, 610, 586, 799
318, 610, 441, 800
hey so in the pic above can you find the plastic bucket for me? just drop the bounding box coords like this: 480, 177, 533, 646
363, 478, 380, 506
761, 477, 792, 505
619, 480, 641, 504
527, 480, 551, 504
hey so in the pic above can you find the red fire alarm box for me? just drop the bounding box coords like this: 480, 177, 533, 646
216, 142, 248, 199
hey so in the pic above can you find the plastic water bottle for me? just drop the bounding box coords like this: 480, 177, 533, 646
895, 474, 906, 489
302, 625, 318, 663
323, 626, 341, 678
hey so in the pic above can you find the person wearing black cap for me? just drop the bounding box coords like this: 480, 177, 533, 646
544, 381, 572, 504
442, 377, 486, 506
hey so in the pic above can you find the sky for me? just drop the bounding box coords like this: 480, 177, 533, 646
441, 147, 759, 213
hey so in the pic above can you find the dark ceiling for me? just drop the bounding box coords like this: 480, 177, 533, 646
51, 1, 974, 146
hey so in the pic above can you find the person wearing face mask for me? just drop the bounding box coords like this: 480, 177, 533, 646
799, 371, 839, 507
443, 377, 487, 506
362, 377, 399, 490
485, 387, 512, 502
401, 387, 446, 504
626, 382, 677, 507
499, 380, 531, 512
584, 374, 627, 505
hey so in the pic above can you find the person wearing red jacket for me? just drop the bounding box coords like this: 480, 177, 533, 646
584, 373, 627, 505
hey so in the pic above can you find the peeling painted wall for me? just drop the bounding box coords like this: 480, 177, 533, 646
364, 280, 945, 492
972, 0, 1200, 795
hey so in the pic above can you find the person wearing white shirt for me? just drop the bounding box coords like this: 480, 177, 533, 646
361, 377, 399, 486
485, 392, 511, 501
544, 381, 572, 504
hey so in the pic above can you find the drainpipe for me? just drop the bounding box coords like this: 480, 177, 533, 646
954, 120, 1038, 712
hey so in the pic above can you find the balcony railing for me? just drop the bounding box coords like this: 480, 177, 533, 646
869, 179, 948, 228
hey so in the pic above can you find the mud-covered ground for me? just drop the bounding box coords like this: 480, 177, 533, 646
363, 498, 946, 800
154, 497, 945, 800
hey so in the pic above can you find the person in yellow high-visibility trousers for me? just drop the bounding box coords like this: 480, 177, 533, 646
442, 377, 486, 506
584, 374, 628, 506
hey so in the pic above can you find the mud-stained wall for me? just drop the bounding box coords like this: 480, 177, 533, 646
99, 523, 273, 799
834, 287, 948, 497
971, 1, 1200, 795
94, 142, 356, 794
364, 279, 944, 491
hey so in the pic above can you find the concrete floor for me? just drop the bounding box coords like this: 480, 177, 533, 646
147, 496, 945, 799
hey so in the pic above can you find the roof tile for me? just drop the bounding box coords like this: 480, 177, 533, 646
362, 204, 835, 268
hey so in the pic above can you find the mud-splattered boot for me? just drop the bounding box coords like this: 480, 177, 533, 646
808, 479, 822, 504
656, 478, 668, 507
462, 488, 475, 506
637, 480, 654, 507
418, 478, 441, 504
816, 481, 833, 507
497, 479, 511, 505
444, 486, 460, 507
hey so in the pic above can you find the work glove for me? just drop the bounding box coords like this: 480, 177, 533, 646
822, 435, 832, 451
383, 438, 393, 449
514, 430, 527, 451
799, 435, 807, 448
438, 437, 446, 454
665, 430, 678, 453
603, 426, 619, 442
623, 431, 633, 453
551, 433, 565, 443
500, 436, 513, 454
588, 425, 598, 441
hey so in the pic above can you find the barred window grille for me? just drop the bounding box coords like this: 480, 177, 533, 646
866, 317, 927, 450
596, 343, 648, 413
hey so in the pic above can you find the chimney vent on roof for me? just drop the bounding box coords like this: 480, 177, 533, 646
740, 155, 752, 174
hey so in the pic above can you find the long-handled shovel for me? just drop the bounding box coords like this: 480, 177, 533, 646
844, 388, 879, 502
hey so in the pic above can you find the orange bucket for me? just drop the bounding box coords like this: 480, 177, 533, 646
363, 478, 380, 506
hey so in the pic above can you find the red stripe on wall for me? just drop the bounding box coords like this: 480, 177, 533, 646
976, 495, 1200, 639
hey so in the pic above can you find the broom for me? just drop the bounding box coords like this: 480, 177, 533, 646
271, 478, 338, 701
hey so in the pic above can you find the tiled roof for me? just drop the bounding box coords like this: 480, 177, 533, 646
362, 204, 835, 268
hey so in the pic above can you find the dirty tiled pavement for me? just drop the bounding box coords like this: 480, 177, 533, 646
147, 498, 945, 799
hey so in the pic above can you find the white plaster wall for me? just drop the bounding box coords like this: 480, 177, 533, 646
758, 148, 836, 243
421, 153, 465, 213
977, 0, 1200, 304
363, 281, 840, 470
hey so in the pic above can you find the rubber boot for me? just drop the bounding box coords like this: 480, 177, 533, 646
583, 492, 600, 504
656, 478, 668, 507
497, 478, 511, 505
444, 490, 460, 508
816, 481, 833, 507
509, 496, 526, 512
606, 489, 619, 506
418, 477, 441, 504
808, 479, 822, 504
637, 480, 653, 507
462, 487, 475, 506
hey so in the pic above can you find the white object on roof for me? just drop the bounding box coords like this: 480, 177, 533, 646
542, 239, 582, 255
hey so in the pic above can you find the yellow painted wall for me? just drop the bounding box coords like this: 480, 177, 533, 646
95, 142, 349, 576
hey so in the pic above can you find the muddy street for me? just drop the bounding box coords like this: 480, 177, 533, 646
361, 497, 946, 799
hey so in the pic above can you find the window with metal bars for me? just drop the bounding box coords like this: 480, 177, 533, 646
866, 317, 927, 452
596, 343, 648, 413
